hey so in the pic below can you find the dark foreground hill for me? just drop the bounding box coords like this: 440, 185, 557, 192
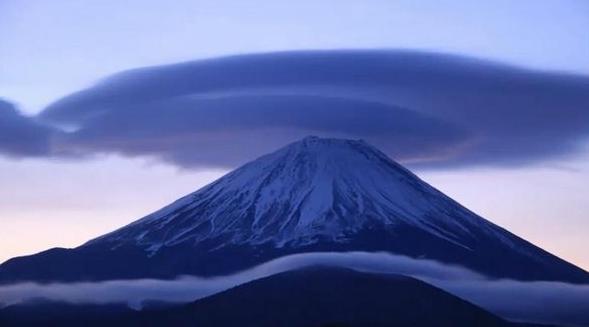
0, 268, 560, 327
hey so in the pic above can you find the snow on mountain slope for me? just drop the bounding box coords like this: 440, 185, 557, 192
1, 136, 588, 283
86, 136, 513, 255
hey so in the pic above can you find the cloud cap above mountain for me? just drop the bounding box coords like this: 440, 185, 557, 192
4, 50, 589, 169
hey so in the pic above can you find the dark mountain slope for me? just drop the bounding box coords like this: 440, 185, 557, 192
1, 268, 558, 327
1, 137, 587, 283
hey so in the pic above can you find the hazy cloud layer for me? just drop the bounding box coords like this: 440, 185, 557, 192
0, 100, 57, 158
48, 95, 470, 167
2, 50, 589, 169
439, 278, 589, 326
0, 252, 588, 326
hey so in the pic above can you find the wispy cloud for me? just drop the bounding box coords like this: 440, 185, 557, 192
1, 252, 587, 326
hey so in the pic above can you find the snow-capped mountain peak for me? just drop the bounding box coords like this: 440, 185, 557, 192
87, 136, 508, 254
3, 136, 588, 282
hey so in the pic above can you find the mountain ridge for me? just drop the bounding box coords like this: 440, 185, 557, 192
85, 136, 512, 252
0, 136, 587, 283
3, 267, 554, 327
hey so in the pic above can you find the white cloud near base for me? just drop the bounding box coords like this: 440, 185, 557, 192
0, 252, 588, 326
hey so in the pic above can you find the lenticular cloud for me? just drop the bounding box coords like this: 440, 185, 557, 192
3, 50, 589, 169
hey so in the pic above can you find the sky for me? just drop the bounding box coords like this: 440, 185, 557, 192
1, 0, 589, 270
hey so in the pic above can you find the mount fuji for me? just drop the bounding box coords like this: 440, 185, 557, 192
1, 136, 587, 283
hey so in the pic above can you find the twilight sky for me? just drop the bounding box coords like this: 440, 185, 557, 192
1, 0, 589, 269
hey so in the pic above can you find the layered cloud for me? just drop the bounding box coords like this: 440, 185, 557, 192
3, 50, 589, 168
45, 95, 470, 167
0, 100, 57, 158
1, 252, 588, 326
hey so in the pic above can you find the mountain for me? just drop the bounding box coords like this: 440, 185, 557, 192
0, 267, 552, 327
131, 267, 510, 327
0, 136, 587, 283
0, 300, 131, 327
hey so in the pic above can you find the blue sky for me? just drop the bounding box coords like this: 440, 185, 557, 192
1, 0, 588, 269
2, 0, 588, 112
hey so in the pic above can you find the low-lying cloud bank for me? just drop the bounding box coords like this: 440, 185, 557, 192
437, 278, 589, 326
0, 252, 588, 326
2, 50, 589, 169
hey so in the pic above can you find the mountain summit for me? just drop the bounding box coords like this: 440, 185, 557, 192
1, 136, 588, 283
88, 136, 488, 250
